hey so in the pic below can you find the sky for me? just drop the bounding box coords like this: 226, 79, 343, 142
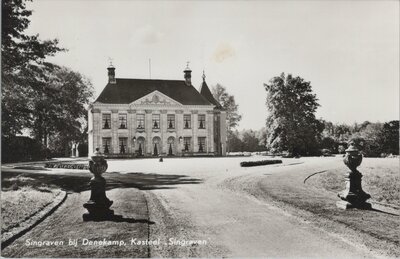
26, 0, 399, 130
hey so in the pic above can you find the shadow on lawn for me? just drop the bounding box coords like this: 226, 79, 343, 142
1, 170, 202, 193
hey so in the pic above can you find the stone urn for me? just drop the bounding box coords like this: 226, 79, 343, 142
337, 142, 371, 209
83, 148, 114, 221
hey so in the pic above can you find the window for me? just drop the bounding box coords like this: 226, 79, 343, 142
119, 114, 127, 129
167, 114, 175, 129
198, 114, 206, 129
119, 138, 127, 154
102, 138, 111, 154
137, 114, 145, 129
102, 114, 111, 129
184, 114, 191, 129
198, 137, 206, 153
152, 114, 160, 129
183, 137, 191, 151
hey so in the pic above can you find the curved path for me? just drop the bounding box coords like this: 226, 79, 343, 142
140, 157, 379, 258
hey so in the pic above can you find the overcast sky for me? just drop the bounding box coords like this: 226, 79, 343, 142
27, 0, 399, 130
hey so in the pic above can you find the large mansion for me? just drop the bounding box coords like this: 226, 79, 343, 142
88, 64, 227, 157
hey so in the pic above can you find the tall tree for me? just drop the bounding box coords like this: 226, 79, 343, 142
264, 73, 323, 156
30, 65, 93, 149
212, 84, 242, 133
379, 120, 399, 155
241, 129, 264, 152
212, 84, 242, 152
1, 0, 63, 139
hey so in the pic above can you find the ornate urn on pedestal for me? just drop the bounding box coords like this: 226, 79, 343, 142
83, 148, 114, 221
337, 142, 371, 209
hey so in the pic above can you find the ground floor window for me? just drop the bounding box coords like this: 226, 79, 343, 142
184, 137, 191, 152
137, 137, 145, 156
102, 138, 111, 154
198, 137, 206, 153
119, 138, 127, 154
168, 137, 175, 156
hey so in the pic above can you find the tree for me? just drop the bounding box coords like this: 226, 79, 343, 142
241, 129, 264, 152
227, 130, 243, 152
2, 0, 63, 139
39, 66, 93, 155
379, 120, 399, 155
212, 84, 242, 152
351, 122, 383, 157
212, 84, 242, 132
264, 73, 323, 156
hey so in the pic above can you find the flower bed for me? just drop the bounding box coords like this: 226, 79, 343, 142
44, 162, 88, 170
240, 160, 282, 167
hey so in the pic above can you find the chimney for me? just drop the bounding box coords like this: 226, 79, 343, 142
183, 62, 192, 86
107, 64, 116, 84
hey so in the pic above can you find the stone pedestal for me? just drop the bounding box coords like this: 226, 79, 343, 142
337, 142, 371, 210
83, 149, 115, 221
337, 170, 371, 209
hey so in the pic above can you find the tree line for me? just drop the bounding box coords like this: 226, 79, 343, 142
212, 73, 399, 157
2, 0, 93, 162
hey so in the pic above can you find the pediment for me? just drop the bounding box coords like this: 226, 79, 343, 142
130, 90, 183, 106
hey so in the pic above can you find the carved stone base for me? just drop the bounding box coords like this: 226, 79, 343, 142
336, 200, 372, 210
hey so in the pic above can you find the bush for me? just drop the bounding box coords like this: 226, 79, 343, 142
240, 159, 282, 167
2, 136, 48, 163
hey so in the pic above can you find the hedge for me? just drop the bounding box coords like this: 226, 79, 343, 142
240, 160, 282, 167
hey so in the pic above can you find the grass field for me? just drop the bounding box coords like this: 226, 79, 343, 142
309, 158, 400, 207
1, 175, 60, 233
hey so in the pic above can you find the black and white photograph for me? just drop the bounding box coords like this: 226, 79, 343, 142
1, 0, 399, 258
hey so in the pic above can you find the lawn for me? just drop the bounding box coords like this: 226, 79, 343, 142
1, 175, 61, 234
240, 157, 400, 257
309, 158, 400, 207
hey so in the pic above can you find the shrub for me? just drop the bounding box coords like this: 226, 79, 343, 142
2, 136, 48, 163
240, 160, 282, 167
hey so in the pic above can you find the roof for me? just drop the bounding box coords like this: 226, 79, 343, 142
95, 78, 213, 106
199, 81, 222, 109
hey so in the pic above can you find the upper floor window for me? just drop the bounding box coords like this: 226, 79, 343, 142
167, 114, 175, 129
137, 114, 145, 129
198, 114, 206, 129
184, 114, 191, 129
184, 137, 191, 151
152, 114, 160, 129
102, 114, 111, 129
119, 114, 127, 129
